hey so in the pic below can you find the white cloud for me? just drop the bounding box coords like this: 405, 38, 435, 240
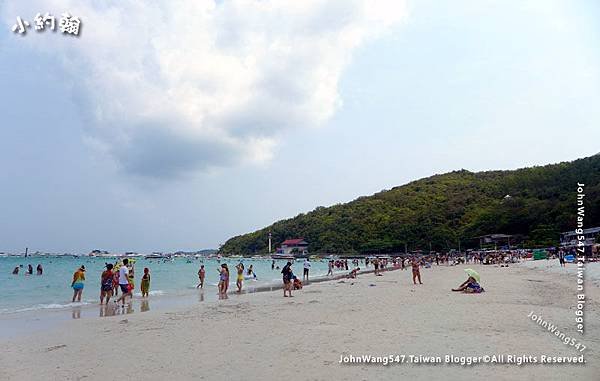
3, 0, 406, 179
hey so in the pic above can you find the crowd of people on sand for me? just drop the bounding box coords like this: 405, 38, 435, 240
11, 264, 43, 275
10, 251, 499, 309
67, 258, 152, 305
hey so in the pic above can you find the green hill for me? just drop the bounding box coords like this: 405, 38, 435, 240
220, 155, 600, 254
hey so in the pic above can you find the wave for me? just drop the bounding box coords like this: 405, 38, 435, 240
1, 301, 94, 314
132, 290, 165, 297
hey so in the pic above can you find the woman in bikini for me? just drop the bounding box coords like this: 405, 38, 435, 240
411, 257, 422, 285
236, 263, 244, 293
218, 264, 229, 295
197, 265, 206, 289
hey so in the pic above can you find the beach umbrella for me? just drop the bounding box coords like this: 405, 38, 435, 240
464, 268, 480, 283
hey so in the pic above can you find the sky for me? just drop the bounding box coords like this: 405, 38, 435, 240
1, 0, 599, 253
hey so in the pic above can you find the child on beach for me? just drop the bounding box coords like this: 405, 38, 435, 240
347, 267, 360, 279
100, 264, 114, 304
141, 268, 151, 298
411, 257, 422, 285
293, 276, 303, 290
71, 265, 86, 302
197, 265, 206, 289
113, 268, 120, 296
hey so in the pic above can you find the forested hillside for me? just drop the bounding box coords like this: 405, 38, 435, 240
220, 155, 600, 254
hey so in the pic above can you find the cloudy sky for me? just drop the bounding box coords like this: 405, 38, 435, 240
1, 0, 599, 253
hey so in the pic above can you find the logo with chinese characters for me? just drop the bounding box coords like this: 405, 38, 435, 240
12, 12, 81, 36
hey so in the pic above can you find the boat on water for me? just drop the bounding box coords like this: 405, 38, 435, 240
145, 252, 170, 259
270, 254, 296, 260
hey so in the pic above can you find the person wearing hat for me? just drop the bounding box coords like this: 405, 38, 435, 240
71, 265, 86, 302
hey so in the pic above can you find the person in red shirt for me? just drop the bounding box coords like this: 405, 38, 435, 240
100, 263, 114, 304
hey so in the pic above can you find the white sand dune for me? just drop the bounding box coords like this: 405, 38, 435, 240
0, 262, 598, 381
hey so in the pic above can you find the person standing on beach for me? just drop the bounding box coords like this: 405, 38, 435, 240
282, 262, 293, 297
327, 260, 333, 276
100, 264, 114, 304
141, 268, 151, 298
112, 267, 120, 297
236, 263, 244, 293
373, 258, 381, 276
218, 264, 229, 295
411, 257, 422, 285
558, 251, 565, 267
116, 259, 132, 306
271, 260, 275, 270
303, 258, 311, 282
197, 265, 206, 289
71, 265, 86, 302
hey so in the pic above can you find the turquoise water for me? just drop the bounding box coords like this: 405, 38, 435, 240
0, 256, 331, 314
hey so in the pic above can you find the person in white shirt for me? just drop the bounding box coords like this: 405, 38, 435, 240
303, 258, 311, 282
115, 258, 132, 306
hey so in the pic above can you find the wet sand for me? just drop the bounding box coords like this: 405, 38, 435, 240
1, 261, 598, 381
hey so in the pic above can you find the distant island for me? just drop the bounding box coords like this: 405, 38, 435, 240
220, 154, 600, 255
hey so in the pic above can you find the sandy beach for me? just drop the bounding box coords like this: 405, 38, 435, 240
1, 261, 598, 381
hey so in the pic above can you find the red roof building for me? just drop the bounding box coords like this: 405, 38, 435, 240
279, 238, 308, 255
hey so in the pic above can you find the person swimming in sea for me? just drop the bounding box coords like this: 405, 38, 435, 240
27, 264, 33, 275
12, 266, 19, 275
36, 264, 43, 275
71, 265, 86, 302
141, 267, 151, 298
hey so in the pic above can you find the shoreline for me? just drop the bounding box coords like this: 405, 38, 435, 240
2, 261, 598, 380
2, 260, 597, 339
0, 266, 388, 339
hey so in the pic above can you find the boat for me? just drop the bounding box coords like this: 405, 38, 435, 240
270, 254, 295, 260
145, 252, 170, 259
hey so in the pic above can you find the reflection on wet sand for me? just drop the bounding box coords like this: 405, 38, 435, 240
198, 291, 205, 303
71, 307, 81, 319
97, 300, 151, 317
99, 304, 117, 317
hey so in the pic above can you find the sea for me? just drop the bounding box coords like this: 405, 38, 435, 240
0, 255, 333, 337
